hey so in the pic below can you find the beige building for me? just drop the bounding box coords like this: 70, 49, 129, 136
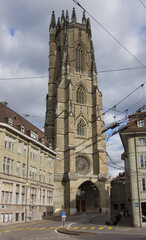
120, 111, 146, 227
45, 9, 110, 214
0, 102, 56, 226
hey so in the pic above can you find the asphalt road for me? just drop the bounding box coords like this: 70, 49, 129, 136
0, 213, 146, 240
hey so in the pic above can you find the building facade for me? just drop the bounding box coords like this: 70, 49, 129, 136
120, 112, 146, 227
0, 102, 56, 226
45, 9, 110, 214
111, 172, 126, 223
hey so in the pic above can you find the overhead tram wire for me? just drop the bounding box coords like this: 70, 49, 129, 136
0, 76, 48, 81
73, 0, 145, 68
139, 0, 146, 9
98, 66, 146, 74
0, 67, 145, 81
103, 81, 146, 115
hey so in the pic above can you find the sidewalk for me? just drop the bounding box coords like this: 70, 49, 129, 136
117, 216, 133, 228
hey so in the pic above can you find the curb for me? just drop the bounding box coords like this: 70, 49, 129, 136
57, 227, 97, 236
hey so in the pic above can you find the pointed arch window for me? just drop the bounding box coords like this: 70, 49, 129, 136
76, 45, 83, 72
76, 86, 85, 104
77, 119, 86, 136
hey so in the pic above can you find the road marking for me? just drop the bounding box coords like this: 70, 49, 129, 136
14, 228, 23, 231
90, 227, 95, 229
99, 227, 104, 230
107, 227, 112, 230
73, 227, 79, 229
30, 228, 38, 230
66, 227, 71, 229
47, 227, 55, 230
39, 227, 47, 230
82, 227, 87, 229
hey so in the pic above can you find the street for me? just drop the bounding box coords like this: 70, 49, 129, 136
0, 213, 146, 240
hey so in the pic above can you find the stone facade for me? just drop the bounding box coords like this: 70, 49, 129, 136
111, 172, 126, 223
45, 9, 110, 214
120, 112, 146, 227
0, 102, 56, 226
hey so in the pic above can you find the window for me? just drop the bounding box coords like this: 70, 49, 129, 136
22, 213, 24, 221
3, 157, 6, 173
5, 213, 9, 222
9, 192, 12, 203
35, 168, 37, 179
16, 213, 19, 221
76, 86, 85, 104
39, 170, 42, 182
8, 137, 12, 151
43, 171, 45, 183
30, 187, 36, 204
8, 118, 13, 126
23, 144, 26, 157
31, 148, 37, 160
11, 160, 13, 175
5, 192, 9, 203
1, 213, 4, 223
12, 139, 14, 152
113, 204, 118, 209
21, 125, 25, 133
77, 119, 86, 136
18, 141, 21, 154
5, 135, 7, 149
40, 153, 42, 164
137, 119, 144, 127
47, 191, 53, 205
9, 213, 12, 222
16, 193, 19, 204
44, 156, 46, 165
140, 155, 146, 167
16, 162, 20, 176
43, 190, 45, 204
22, 164, 26, 178
142, 178, 146, 191
1, 191, 4, 203
76, 45, 83, 72
6, 158, 10, 174
138, 138, 146, 146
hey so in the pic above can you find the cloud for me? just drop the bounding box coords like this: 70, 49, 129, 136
0, 0, 145, 177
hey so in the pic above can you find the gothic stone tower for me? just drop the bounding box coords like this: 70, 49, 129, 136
45, 9, 110, 214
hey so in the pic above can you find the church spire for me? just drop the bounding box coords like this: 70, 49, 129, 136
50, 11, 56, 30
86, 18, 91, 37
61, 10, 65, 25
82, 11, 86, 25
71, 8, 77, 23
66, 10, 69, 24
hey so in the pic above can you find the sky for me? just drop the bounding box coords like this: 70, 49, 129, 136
0, 0, 146, 177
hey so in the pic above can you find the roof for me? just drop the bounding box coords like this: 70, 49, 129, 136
111, 172, 125, 183
121, 111, 146, 133
0, 102, 50, 148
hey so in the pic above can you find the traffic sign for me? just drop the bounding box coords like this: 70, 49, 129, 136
62, 211, 66, 218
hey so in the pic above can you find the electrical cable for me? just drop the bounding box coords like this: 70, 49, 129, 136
139, 0, 146, 9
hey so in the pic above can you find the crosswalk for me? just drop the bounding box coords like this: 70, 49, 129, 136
67, 226, 113, 231
0, 225, 113, 234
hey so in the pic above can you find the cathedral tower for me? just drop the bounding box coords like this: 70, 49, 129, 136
45, 9, 110, 214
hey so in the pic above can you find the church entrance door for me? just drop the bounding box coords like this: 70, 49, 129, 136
76, 181, 100, 212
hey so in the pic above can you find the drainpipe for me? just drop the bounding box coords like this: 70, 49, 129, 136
134, 135, 142, 227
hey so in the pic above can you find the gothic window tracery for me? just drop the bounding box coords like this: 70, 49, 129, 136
76, 86, 85, 104
77, 119, 86, 136
76, 45, 83, 72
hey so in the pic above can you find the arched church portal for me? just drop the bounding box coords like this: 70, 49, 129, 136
76, 181, 100, 212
